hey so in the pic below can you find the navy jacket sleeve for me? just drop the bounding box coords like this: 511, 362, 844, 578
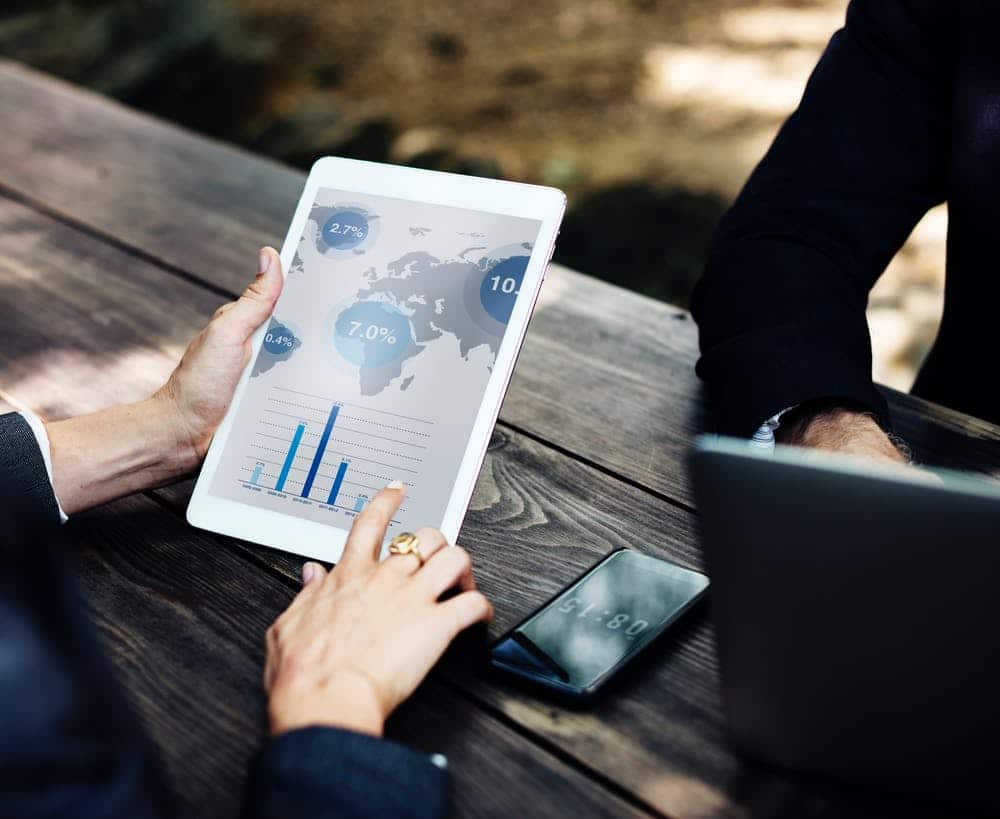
0, 412, 447, 819
244, 727, 448, 819
690, 0, 955, 436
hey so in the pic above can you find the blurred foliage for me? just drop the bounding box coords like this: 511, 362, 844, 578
0, 0, 725, 308
0, 0, 275, 141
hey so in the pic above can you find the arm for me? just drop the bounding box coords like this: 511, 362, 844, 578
775, 402, 909, 463
0, 420, 174, 819
5, 251, 483, 818
244, 729, 448, 819
691, 0, 955, 454
244, 487, 494, 819
45, 248, 284, 515
0, 420, 469, 819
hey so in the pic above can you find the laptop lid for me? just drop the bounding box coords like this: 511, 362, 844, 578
690, 436, 1000, 806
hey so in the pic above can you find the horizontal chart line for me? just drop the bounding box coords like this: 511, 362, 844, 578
253, 432, 421, 467
340, 415, 432, 437
273, 386, 435, 425
241, 455, 411, 486
259, 417, 426, 449
255, 432, 318, 449
328, 437, 423, 461
323, 449, 420, 474
336, 426, 428, 449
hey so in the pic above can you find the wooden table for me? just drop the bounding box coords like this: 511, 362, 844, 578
2, 60, 998, 819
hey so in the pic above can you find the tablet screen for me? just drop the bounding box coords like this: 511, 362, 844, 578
209, 187, 542, 536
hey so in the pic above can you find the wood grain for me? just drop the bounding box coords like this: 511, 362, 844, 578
0, 196, 707, 816
155, 440, 934, 819
0, 197, 225, 416
0, 59, 702, 506
0, 60, 299, 281
0, 60, 987, 818
0, 197, 925, 817
880, 387, 1000, 478
68, 492, 651, 819
2, 59, 999, 510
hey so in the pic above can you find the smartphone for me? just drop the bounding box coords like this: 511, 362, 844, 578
490, 549, 709, 702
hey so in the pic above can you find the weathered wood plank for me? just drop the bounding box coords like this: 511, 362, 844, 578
0, 196, 713, 816
0, 60, 300, 282
0, 195, 916, 816
69, 492, 652, 819
880, 387, 1000, 476
154, 442, 931, 819
2, 59, 998, 511
0, 59, 704, 503
0, 197, 222, 415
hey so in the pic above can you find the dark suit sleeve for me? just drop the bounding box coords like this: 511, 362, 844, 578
0, 412, 448, 819
243, 727, 448, 819
0, 412, 175, 819
690, 0, 955, 436
1, 411, 62, 523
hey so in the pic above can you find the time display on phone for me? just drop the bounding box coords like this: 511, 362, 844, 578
556, 597, 650, 639
491, 550, 709, 692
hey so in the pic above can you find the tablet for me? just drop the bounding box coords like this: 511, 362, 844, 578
187, 157, 565, 562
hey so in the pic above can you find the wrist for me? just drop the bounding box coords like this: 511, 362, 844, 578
46, 396, 202, 515
149, 384, 206, 472
268, 669, 386, 738
778, 405, 906, 463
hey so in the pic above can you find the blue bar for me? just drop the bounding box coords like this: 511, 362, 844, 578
250, 464, 263, 485
327, 461, 349, 506
353, 494, 367, 512
302, 404, 340, 499
276, 423, 305, 492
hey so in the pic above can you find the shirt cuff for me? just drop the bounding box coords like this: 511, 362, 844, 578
749, 405, 798, 453
19, 410, 69, 523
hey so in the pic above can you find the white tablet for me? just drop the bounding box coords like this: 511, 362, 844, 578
187, 157, 565, 563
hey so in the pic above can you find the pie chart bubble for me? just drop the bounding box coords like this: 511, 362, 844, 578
334, 301, 412, 368
480, 255, 529, 325
263, 325, 298, 354
322, 210, 370, 250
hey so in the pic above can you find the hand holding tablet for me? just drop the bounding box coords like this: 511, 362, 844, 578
188, 157, 565, 561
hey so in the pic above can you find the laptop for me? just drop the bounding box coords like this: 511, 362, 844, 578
690, 436, 1000, 809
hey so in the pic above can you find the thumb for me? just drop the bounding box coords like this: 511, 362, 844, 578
222, 247, 283, 339
301, 561, 328, 587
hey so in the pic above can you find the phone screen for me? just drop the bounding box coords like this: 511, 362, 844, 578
491, 551, 708, 693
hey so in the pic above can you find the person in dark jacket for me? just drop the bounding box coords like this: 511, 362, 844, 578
0, 247, 492, 819
692, 0, 993, 462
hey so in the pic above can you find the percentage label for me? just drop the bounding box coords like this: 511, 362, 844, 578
327, 223, 366, 239
334, 301, 412, 368
479, 255, 529, 325
347, 322, 398, 344
263, 325, 299, 355
265, 332, 295, 348
322, 210, 370, 251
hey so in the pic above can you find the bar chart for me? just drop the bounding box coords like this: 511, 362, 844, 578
235, 385, 431, 521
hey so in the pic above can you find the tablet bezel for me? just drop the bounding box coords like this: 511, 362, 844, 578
187, 156, 565, 563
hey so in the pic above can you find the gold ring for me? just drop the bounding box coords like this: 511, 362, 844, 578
388, 532, 424, 568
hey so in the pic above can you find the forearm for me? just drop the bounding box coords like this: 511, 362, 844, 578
776, 403, 909, 464
46, 396, 199, 515
692, 0, 951, 436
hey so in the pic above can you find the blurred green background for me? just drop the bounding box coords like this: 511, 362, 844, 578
0, 0, 946, 387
